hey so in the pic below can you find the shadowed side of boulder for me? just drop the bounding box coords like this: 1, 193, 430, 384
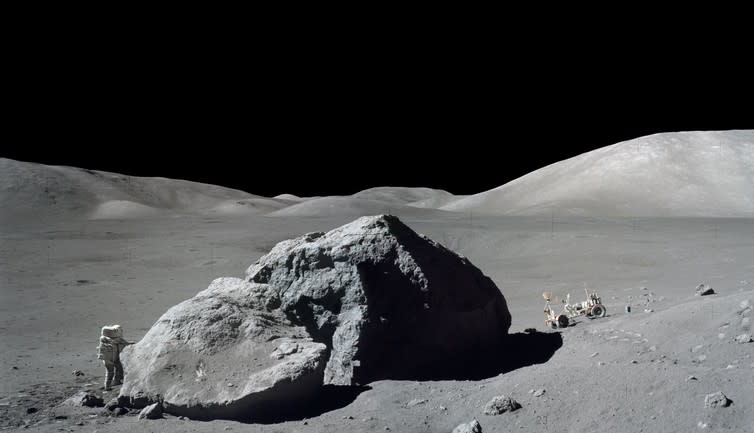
245, 215, 512, 385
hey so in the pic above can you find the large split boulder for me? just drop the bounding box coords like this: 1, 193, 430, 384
120, 215, 511, 420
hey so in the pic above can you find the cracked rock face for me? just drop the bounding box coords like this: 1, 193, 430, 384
120, 215, 511, 420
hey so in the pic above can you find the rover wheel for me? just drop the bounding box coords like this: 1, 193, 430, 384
556, 314, 569, 328
590, 304, 606, 318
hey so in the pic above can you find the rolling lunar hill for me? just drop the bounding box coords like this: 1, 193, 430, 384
4, 130, 753, 222
443, 130, 754, 217
0, 158, 290, 222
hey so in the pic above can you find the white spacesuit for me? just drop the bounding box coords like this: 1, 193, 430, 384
97, 325, 133, 390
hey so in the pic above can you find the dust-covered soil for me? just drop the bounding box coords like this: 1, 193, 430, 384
1, 214, 752, 432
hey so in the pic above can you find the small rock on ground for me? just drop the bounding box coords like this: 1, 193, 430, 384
113, 407, 129, 416
61, 391, 104, 408
734, 333, 752, 343
483, 395, 521, 415
533, 389, 545, 397
104, 398, 119, 411
138, 402, 163, 420
704, 391, 732, 408
406, 398, 427, 408
696, 284, 715, 296
453, 419, 482, 433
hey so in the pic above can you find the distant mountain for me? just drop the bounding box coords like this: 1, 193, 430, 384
0, 158, 289, 221
6, 131, 750, 222
266, 196, 451, 218
442, 130, 754, 217
352, 187, 454, 205
267, 187, 459, 217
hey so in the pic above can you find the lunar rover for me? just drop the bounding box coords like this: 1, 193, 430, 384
543, 288, 607, 328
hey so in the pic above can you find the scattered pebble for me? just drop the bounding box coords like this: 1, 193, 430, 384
72, 370, 84, 376
533, 389, 545, 397
483, 395, 521, 415
61, 391, 104, 408
687, 375, 698, 381
597, 362, 605, 366
734, 334, 752, 344
25, 407, 37, 414
104, 398, 119, 412
698, 355, 707, 362
630, 360, 638, 364
696, 284, 715, 296
590, 352, 599, 357
697, 421, 708, 429
704, 391, 732, 408
452, 419, 482, 433
439, 406, 447, 412
406, 398, 427, 408
644, 309, 653, 313
138, 402, 163, 420
113, 407, 129, 416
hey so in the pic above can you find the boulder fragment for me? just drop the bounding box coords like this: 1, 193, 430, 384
453, 419, 482, 433
138, 402, 163, 420
695, 284, 715, 296
483, 395, 521, 415
60, 391, 104, 408
704, 391, 732, 408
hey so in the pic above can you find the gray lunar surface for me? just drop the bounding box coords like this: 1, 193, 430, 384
1, 130, 753, 432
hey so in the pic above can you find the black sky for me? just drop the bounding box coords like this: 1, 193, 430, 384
5, 22, 752, 197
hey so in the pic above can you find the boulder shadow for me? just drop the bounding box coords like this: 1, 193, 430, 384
177, 332, 559, 423
381, 330, 563, 381
224, 385, 371, 424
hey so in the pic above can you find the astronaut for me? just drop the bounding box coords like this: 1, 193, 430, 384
97, 325, 133, 390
